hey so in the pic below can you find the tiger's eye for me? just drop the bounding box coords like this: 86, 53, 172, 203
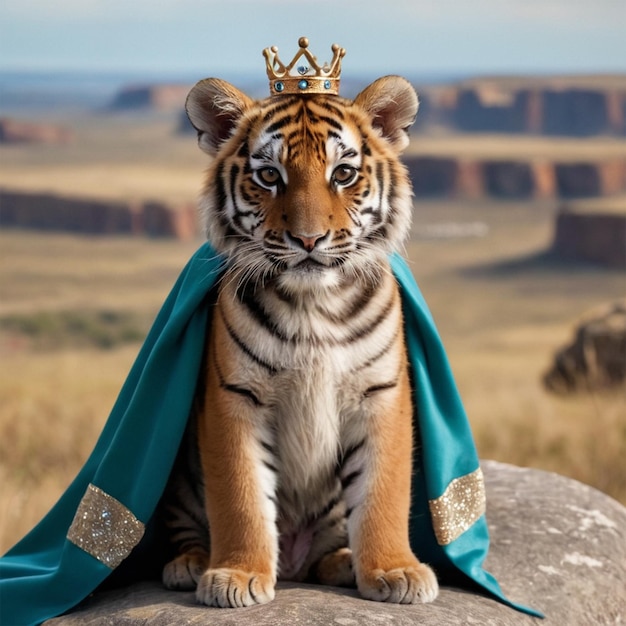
332, 165, 357, 186
257, 167, 281, 186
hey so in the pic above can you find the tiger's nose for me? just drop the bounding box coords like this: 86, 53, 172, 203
287, 231, 328, 252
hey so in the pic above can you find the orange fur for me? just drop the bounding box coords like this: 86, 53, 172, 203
198, 322, 275, 577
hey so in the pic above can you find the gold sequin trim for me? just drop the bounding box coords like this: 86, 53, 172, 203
67, 484, 145, 568
428, 467, 486, 546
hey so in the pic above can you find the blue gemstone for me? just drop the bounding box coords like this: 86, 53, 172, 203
275, 81, 284, 92
324, 80, 331, 90
297, 65, 309, 75
298, 79, 309, 90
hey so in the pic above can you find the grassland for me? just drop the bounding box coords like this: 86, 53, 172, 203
0, 108, 624, 555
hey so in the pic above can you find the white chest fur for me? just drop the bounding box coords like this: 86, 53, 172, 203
216, 269, 403, 524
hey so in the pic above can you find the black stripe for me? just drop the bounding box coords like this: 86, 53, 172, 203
314, 99, 346, 120
274, 284, 299, 308
229, 162, 239, 201
318, 494, 341, 519
262, 459, 279, 474
222, 383, 263, 407
376, 161, 386, 209
260, 439, 277, 456
364, 380, 398, 397
237, 283, 291, 342
366, 225, 388, 242
210, 339, 264, 406
214, 161, 227, 210
237, 141, 249, 158
318, 114, 343, 131
340, 292, 395, 346
386, 164, 400, 226
265, 115, 295, 135
345, 206, 362, 228
307, 494, 342, 526
340, 439, 366, 467
228, 163, 258, 232
341, 470, 362, 491
361, 205, 383, 225
219, 307, 279, 374
263, 97, 300, 122
319, 278, 381, 324
251, 137, 281, 162
354, 325, 400, 371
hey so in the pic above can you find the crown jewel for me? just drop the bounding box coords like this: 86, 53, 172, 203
263, 37, 346, 96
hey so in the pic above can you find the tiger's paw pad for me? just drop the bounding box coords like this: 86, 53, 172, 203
358, 563, 438, 604
162, 550, 210, 590
196, 568, 275, 607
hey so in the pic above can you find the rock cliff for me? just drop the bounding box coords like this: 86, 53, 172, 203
0, 189, 197, 240
0, 117, 72, 144
419, 76, 626, 137
551, 196, 626, 267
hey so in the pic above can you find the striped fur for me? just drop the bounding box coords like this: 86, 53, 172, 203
161, 76, 439, 607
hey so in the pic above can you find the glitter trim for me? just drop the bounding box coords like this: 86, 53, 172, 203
67, 484, 145, 569
428, 467, 486, 546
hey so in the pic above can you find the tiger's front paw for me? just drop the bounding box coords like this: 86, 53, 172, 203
162, 549, 210, 590
357, 563, 438, 604
316, 547, 355, 587
196, 568, 275, 607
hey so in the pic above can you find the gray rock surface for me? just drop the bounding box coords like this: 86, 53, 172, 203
45, 461, 626, 625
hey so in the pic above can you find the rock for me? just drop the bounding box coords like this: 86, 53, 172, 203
0, 117, 72, 144
421, 77, 626, 137
403, 156, 626, 201
551, 197, 626, 268
44, 461, 626, 625
0, 189, 199, 240
542, 89, 615, 137
452, 87, 530, 134
406, 157, 459, 198
483, 160, 534, 198
109, 85, 191, 112
544, 299, 626, 393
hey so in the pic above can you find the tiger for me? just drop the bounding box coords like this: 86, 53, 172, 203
159, 73, 439, 608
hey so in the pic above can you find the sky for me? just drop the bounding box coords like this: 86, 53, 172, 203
1, 0, 625, 80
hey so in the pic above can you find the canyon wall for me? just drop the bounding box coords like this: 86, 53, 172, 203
0, 190, 197, 240
109, 85, 191, 112
417, 78, 626, 137
404, 156, 626, 200
551, 200, 626, 268
127, 77, 626, 138
0, 118, 72, 144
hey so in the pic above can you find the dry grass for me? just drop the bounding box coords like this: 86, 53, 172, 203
0, 347, 137, 550
405, 133, 626, 162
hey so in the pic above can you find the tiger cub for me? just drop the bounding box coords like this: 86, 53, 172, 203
161, 75, 439, 608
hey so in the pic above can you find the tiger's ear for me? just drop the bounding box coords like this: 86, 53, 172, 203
186, 78, 253, 156
354, 76, 418, 152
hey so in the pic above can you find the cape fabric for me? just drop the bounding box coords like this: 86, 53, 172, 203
0, 243, 542, 624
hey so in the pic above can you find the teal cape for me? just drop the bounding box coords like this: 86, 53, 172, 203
0, 243, 542, 624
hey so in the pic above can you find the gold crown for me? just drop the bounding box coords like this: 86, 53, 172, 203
263, 36, 346, 96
